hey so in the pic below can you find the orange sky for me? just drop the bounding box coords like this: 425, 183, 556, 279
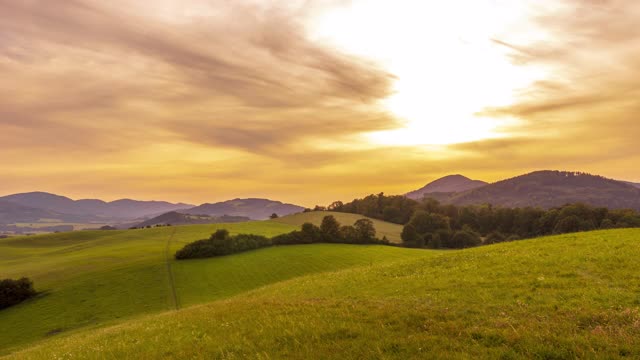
1, 0, 639, 206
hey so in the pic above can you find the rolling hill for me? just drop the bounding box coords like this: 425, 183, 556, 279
272, 211, 404, 243
4, 229, 640, 359
0, 222, 424, 355
134, 212, 250, 228
183, 198, 305, 220
0, 192, 193, 220
0, 200, 74, 224
406, 174, 487, 200
430, 171, 640, 210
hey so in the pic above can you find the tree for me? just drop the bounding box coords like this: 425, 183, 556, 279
353, 219, 376, 244
301, 223, 322, 243
553, 215, 582, 234
401, 224, 420, 247
447, 231, 481, 249
426, 233, 442, 249
320, 215, 341, 242
408, 211, 451, 235
327, 201, 344, 211
402, 211, 450, 248
270, 213, 279, 219
600, 219, 615, 229
339, 225, 357, 243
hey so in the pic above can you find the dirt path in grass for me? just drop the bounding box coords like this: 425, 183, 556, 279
165, 228, 180, 310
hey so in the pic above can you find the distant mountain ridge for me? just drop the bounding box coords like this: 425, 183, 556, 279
0, 192, 305, 225
183, 198, 305, 220
134, 212, 250, 228
0, 192, 194, 220
0, 200, 73, 224
423, 171, 640, 210
624, 181, 640, 189
406, 175, 487, 200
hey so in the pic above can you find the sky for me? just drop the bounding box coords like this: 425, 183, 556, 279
1, 0, 639, 206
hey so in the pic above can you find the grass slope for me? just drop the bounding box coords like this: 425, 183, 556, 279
0, 222, 423, 355
272, 211, 404, 243
7, 229, 640, 359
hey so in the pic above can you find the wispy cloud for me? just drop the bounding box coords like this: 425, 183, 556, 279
1, 0, 639, 205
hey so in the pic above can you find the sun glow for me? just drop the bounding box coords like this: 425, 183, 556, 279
311, 0, 547, 146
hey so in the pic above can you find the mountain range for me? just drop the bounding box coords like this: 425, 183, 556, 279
409, 171, 640, 210
0, 192, 193, 220
0, 192, 305, 225
2, 170, 639, 226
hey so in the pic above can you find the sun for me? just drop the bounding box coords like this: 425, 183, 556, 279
309, 0, 546, 146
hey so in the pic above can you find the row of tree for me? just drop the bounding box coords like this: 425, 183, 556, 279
175, 216, 387, 260
272, 216, 388, 245
329, 193, 640, 229
321, 194, 640, 248
175, 230, 270, 259
1, 278, 37, 310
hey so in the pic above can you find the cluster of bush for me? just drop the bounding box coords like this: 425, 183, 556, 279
175, 230, 270, 259
1, 278, 37, 310
175, 216, 387, 260
272, 217, 388, 246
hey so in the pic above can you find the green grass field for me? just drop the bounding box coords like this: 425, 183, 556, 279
2, 227, 640, 359
272, 211, 404, 243
0, 221, 423, 356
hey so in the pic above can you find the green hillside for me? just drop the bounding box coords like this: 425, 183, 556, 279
4, 229, 640, 359
0, 222, 424, 355
272, 211, 404, 243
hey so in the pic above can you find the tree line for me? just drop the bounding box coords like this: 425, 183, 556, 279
175, 216, 388, 260
322, 193, 640, 249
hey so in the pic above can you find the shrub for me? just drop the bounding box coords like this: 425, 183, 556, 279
1, 278, 37, 310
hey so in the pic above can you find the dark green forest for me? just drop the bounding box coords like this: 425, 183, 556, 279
324, 193, 640, 249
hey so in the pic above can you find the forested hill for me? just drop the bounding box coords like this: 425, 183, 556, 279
406, 175, 487, 200
445, 171, 640, 210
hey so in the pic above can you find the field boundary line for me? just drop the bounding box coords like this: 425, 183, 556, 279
165, 228, 180, 310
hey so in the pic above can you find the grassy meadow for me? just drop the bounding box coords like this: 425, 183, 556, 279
0, 220, 421, 355
1, 223, 639, 358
